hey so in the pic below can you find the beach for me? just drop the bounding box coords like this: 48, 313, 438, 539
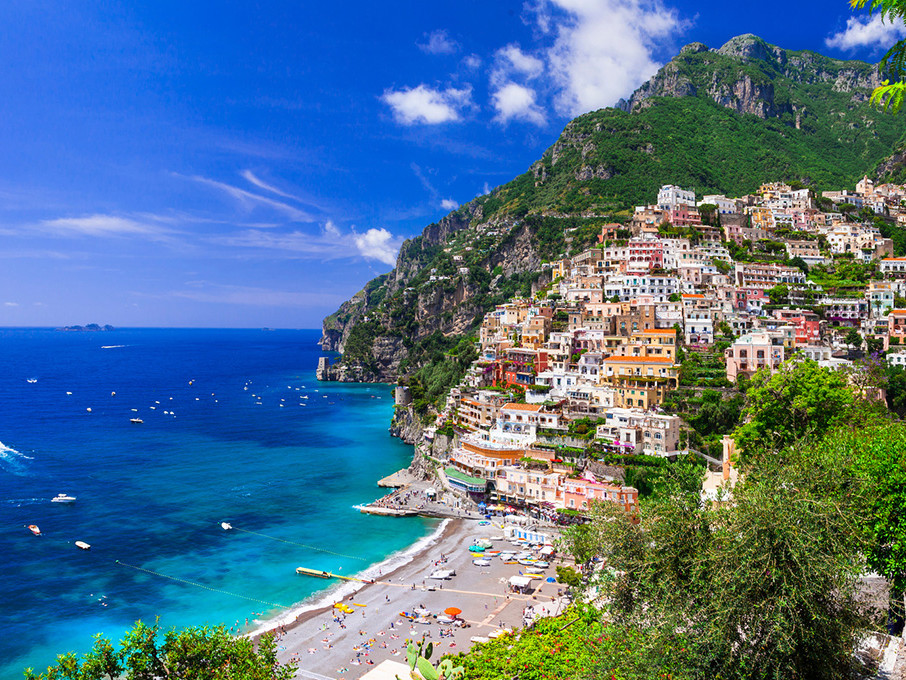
268, 517, 568, 678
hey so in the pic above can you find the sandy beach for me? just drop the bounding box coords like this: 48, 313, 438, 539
266, 517, 569, 679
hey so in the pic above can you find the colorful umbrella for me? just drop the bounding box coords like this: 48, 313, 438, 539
444, 607, 462, 616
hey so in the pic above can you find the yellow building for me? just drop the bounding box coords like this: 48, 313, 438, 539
600, 355, 678, 409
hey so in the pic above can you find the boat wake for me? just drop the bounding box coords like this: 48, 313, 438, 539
248, 519, 450, 635
0, 441, 34, 476
100, 345, 126, 349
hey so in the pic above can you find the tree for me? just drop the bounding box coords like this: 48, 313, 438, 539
24, 622, 296, 680
586, 447, 871, 679
852, 0, 906, 112
766, 283, 789, 305
734, 359, 855, 459
845, 327, 863, 350
827, 423, 906, 632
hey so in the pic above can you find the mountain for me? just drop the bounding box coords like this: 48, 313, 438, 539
319, 34, 905, 398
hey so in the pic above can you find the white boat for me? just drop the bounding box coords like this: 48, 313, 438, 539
51, 493, 76, 503
130, 418, 143, 424
27, 378, 37, 384
221, 522, 232, 530
428, 569, 455, 580
75, 541, 90, 550
472, 559, 492, 567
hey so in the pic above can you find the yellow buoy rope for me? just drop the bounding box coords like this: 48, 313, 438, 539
115, 560, 288, 609
226, 525, 367, 562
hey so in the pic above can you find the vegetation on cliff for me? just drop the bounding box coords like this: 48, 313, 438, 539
321, 34, 905, 419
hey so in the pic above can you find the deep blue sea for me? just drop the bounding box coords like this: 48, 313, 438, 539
0, 328, 434, 678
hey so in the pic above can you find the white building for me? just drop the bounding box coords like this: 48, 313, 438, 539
657, 184, 696, 210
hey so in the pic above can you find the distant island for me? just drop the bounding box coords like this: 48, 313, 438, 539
56, 324, 116, 332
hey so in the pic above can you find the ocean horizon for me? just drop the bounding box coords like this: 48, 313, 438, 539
0, 327, 435, 678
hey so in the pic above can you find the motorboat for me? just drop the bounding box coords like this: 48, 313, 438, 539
525, 567, 545, 575
518, 559, 538, 566
75, 541, 90, 550
221, 522, 232, 530
428, 569, 455, 580
533, 560, 550, 569
472, 558, 492, 567
51, 493, 76, 503
28, 525, 41, 536
130, 418, 143, 424
27, 378, 37, 384
296, 567, 330, 578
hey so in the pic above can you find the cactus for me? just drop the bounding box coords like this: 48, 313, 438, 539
404, 638, 464, 680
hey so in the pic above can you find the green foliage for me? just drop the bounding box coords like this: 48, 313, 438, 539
404, 334, 478, 415
24, 621, 295, 680
734, 359, 856, 459
555, 566, 583, 588
829, 423, 906, 596
589, 446, 871, 679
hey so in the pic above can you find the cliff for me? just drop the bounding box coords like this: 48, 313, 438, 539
319, 34, 901, 403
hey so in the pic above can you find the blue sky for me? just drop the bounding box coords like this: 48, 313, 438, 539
0, 0, 901, 328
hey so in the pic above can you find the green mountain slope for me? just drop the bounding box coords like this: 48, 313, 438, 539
319, 34, 904, 401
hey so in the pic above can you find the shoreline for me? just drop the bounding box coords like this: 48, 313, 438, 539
249, 518, 455, 641
272, 516, 568, 678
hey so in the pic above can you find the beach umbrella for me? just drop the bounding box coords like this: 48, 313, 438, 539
546, 577, 556, 583
444, 607, 462, 616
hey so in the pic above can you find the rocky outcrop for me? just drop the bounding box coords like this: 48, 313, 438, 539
620, 34, 881, 121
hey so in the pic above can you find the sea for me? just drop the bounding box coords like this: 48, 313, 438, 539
0, 328, 437, 678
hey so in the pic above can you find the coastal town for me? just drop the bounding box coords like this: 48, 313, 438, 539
389, 177, 906, 518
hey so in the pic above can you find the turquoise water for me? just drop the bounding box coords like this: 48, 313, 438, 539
0, 328, 434, 678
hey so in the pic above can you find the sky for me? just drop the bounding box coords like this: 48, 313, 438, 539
0, 0, 902, 328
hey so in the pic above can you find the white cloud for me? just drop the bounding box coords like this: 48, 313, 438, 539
826, 14, 906, 51
462, 54, 482, 70
494, 44, 545, 84
354, 228, 402, 265
184, 174, 312, 221
381, 85, 474, 125
418, 30, 459, 55
4, 302, 18, 307
40, 214, 161, 236
441, 199, 459, 210
536, 0, 688, 116
323, 220, 341, 237
240, 170, 300, 201
492, 82, 547, 125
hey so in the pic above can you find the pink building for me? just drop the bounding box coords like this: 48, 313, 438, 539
563, 478, 639, 514
627, 238, 664, 271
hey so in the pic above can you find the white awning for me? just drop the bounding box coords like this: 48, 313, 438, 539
509, 575, 532, 588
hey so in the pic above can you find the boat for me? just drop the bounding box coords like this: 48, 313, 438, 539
75, 541, 90, 550
51, 493, 76, 503
221, 522, 232, 530
27, 525, 41, 536
428, 569, 455, 580
296, 567, 330, 578
130, 418, 143, 424
27, 378, 37, 384
472, 558, 492, 567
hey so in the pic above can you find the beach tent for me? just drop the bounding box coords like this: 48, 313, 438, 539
509, 575, 533, 590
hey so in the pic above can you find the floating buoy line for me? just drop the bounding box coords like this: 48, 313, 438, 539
115, 560, 288, 609
222, 523, 367, 562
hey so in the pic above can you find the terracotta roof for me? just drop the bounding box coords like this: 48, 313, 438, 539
682, 294, 705, 298
501, 402, 544, 411
637, 329, 676, 334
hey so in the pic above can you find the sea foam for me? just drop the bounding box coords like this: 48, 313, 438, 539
249, 518, 450, 635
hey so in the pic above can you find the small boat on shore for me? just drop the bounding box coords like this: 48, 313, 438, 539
75, 541, 90, 550
296, 567, 331, 579
27, 524, 41, 536
52, 493, 76, 503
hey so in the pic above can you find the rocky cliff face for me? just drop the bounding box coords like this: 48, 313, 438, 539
619, 34, 881, 121
321, 33, 897, 389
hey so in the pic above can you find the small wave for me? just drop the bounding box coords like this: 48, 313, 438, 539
0, 441, 34, 476
100, 345, 126, 349
248, 519, 450, 636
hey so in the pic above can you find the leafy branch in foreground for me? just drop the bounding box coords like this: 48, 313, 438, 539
24, 621, 295, 680
852, 0, 906, 112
